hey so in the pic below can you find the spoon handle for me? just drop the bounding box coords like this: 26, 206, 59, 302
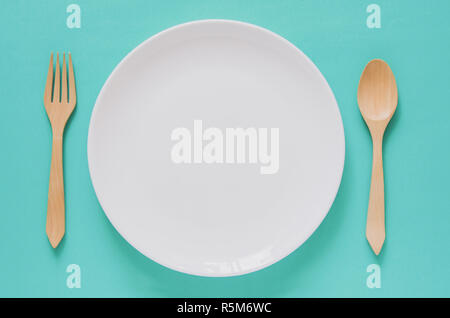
366, 131, 386, 255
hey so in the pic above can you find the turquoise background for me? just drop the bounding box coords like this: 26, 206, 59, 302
1, 0, 449, 297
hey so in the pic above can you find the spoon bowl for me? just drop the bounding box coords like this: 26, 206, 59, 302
358, 59, 398, 122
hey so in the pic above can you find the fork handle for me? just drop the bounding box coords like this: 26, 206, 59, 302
366, 130, 385, 255
46, 134, 65, 248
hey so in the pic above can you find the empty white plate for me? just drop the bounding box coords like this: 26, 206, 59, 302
88, 20, 345, 276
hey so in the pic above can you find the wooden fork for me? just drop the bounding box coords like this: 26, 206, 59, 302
44, 53, 76, 248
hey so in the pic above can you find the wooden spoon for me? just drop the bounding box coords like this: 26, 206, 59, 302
357, 59, 398, 255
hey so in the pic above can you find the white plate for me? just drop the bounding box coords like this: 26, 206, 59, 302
88, 20, 345, 277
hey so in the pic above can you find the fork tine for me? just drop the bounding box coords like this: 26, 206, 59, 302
53, 53, 60, 103
44, 53, 53, 104
61, 53, 67, 103
68, 53, 76, 105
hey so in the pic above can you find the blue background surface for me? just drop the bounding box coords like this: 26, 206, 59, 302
1, 0, 449, 297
